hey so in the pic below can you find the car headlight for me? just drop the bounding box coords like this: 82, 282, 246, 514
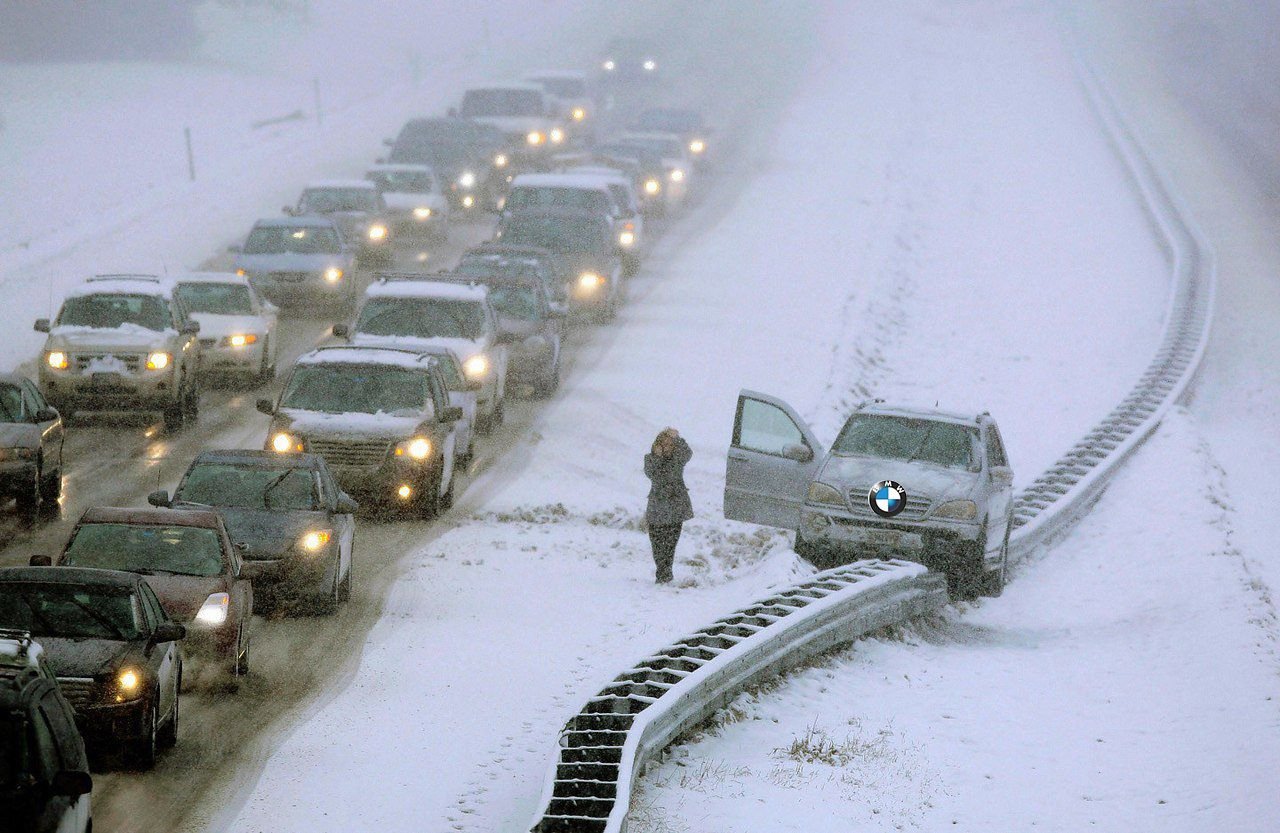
602, 60, 616, 71
393, 436, 433, 461
299, 530, 333, 552
223, 333, 258, 348
689, 139, 706, 154
932, 499, 978, 520
367, 223, 388, 241
0, 448, 35, 463
618, 230, 636, 248
643, 178, 660, 195
324, 267, 343, 283
46, 351, 68, 370
195, 592, 229, 626
494, 153, 508, 168
526, 131, 545, 146
271, 432, 303, 453
462, 194, 475, 208
577, 272, 603, 292
145, 352, 170, 370
572, 107, 586, 121
115, 668, 143, 700
458, 171, 477, 189
463, 354, 490, 379
669, 168, 685, 183
806, 482, 845, 507
413, 206, 432, 220
549, 128, 565, 144
643, 59, 657, 72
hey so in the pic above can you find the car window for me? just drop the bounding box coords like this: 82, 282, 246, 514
488, 285, 542, 321
61, 523, 226, 578
281, 364, 427, 416
21, 380, 48, 413
430, 356, 465, 390
0, 583, 142, 641
832, 415, 979, 471
507, 187, 610, 214
735, 398, 806, 456
176, 282, 255, 315
300, 188, 378, 213
355, 297, 486, 340
244, 226, 341, 255
176, 463, 320, 511
0, 384, 23, 423
986, 424, 1008, 468
57, 293, 169, 331
367, 170, 436, 193
138, 582, 166, 630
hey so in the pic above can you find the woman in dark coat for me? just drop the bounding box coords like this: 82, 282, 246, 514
644, 427, 693, 584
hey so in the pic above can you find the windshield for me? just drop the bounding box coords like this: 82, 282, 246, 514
460, 89, 544, 118
62, 523, 226, 578
832, 414, 979, 471
457, 254, 545, 281
0, 583, 142, 641
244, 226, 340, 255
635, 109, 702, 133
176, 282, 253, 315
57, 293, 168, 331
488, 285, 541, 321
0, 385, 22, 423
367, 170, 435, 193
389, 141, 469, 168
500, 216, 604, 253
533, 77, 587, 98
300, 188, 378, 214
356, 297, 485, 340
176, 463, 318, 511
507, 187, 610, 214
281, 364, 427, 415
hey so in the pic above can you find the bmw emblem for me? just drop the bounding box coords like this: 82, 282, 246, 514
868, 480, 907, 519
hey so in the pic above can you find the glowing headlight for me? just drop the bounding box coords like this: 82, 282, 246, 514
324, 267, 343, 283
549, 128, 565, 144
643, 59, 656, 72
116, 668, 142, 698
235, 268, 247, 277
397, 484, 413, 500
458, 171, 477, 189
367, 223, 388, 241
932, 500, 978, 520
463, 354, 490, 379
462, 195, 475, 208
225, 333, 258, 348
618, 230, 636, 247
271, 432, 302, 453
527, 131, 545, 146
669, 168, 685, 183
494, 153, 508, 168
689, 139, 706, 154
578, 272, 603, 291
413, 206, 432, 220
395, 437, 432, 460
195, 592, 229, 626
572, 107, 586, 121
602, 60, 616, 71
145, 352, 170, 370
806, 482, 844, 507
299, 530, 333, 552
643, 178, 660, 195
46, 351, 68, 370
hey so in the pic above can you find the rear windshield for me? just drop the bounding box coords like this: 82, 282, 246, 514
0, 583, 142, 641
356, 297, 486, 340
460, 89, 544, 118
244, 226, 340, 255
367, 170, 436, 193
832, 415, 979, 471
282, 364, 427, 416
176, 282, 253, 315
58, 293, 168, 331
533, 77, 587, 98
176, 463, 319, 511
300, 188, 378, 213
62, 523, 226, 578
499, 215, 604, 253
506, 187, 610, 214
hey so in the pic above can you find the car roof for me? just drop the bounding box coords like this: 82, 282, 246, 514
465, 81, 545, 93
78, 505, 225, 529
367, 163, 437, 174
562, 167, 632, 185
471, 242, 560, 258
510, 173, 615, 192
296, 345, 440, 370
66, 276, 172, 299
172, 271, 249, 286
855, 402, 984, 426
304, 179, 378, 191
406, 343, 463, 366
253, 215, 338, 229
620, 130, 686, 144
367, 277, 489, 302
0, 566, 144, 588
192, 449, 325, 469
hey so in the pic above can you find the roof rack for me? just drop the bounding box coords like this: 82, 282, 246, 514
309, 344, 439, 364
0, 629, 35, 668
88, 273, 161, 282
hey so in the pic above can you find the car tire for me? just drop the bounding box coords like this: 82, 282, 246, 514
337, 553, 352, 603
493, 398, 505, 427
533, 364, 560, 398
948, 534, 987, 602
794, 532, 832, 570
14, 467, 40, 513
129, 697, 160, 769
39, 465, 62, 504
440, 467, 455, 511
314, 560, 341, 615
157, 681, 178, 749
981, 528, 1010, 598
162, 398, 185, 433
183, 377, 200, 420
256, 339, 274, 384
417, 470, 442, 519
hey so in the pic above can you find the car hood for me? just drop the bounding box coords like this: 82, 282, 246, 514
473, 116, 550, 135
382, 192, 448, 212
208, 506, 330, 559
279, 408, 425, 441
142, 574, 230, 623
39, 636, 135, 679
189, 313, 265, 339
349, 333, 486, 362
234, 252, 347, 272
46, 324, 171, 351
0, 422, 40, 448
818, 455, 980, 503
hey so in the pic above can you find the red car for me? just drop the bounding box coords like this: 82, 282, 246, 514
48, 506, 253, 680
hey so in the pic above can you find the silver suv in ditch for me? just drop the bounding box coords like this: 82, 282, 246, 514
723, 392, 1014, 598
34, 276, 202, 432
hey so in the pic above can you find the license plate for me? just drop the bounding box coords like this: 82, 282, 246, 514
857, 529, 924, 551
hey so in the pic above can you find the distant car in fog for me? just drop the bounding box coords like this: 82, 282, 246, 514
230, 216, 359, 309
383, 117, 511, 211
525, 70, 595, 138
590, 142, 673, 216
723, 393, 1015, 598
456, 243, 573, 307
365, 164, 450, 242
598, 36, 662, 82
631, 107, 710, 164
456, 83, 566, 161
150, 450, 357, 613
613, 132, 693, 207
0, 566, 185, 769
34, 275, 202, 433
496, 208, 624, 322
0, 373, 64, 514
174, 272, 279, 384
53, 506, 254, 678
285, 180, 393, 265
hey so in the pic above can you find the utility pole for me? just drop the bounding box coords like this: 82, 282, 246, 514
184, 127, 195, 181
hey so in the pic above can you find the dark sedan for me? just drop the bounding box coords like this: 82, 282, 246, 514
495, 208, 624, 323
456, 243, 573, 307
0, 373, 64, 515
0, 567, 185, 768
150, 450, 357, 613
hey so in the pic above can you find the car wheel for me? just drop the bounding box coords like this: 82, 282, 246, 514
948, 534, 987, 602
183, 378, 200, 420
493, 398, 505, 427
533, 364, 560, 399
440, 467, 455, 511
981, 528, 1011, 598
157, 681, 178, 749
129, 697, 159, 769
314, 560, 341, 615
794, 532, 832, 571
256, 339, 274, 384
162, 398, 185, 433
14, 466, 40, 512
417, 470, 442, 519
337, 553, 352, 603
39, 465, 62, 503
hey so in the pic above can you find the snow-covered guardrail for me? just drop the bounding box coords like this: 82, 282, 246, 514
526, 47, 1213, 833
528, 561, 946, 833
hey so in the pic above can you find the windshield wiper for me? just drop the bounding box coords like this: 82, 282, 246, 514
65, 597, 127, 641
903, 423, 939, 465
262, 468, 299, 509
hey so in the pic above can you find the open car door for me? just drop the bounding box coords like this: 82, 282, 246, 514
723, 389, 825, 530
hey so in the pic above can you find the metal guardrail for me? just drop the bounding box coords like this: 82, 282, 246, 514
525, 45, 1214, 833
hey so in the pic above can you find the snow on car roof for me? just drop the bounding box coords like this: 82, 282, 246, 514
172, 271, 248, 285
254, 215, 337, 229
304, 179, 378, 191
366, 163, 437, 174
620, 131, 685, 142
466, 81, 545, 93
562, 167, 631, 185
857, 402, 984, 426
296, 346, 437, 370
510, 173, 615, 191
366, 278, 488, 302
66, 277, 172, 299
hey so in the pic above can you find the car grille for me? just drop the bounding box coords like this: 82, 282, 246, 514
847, 489, 933, 521
307, 438, 392, 467
269, 271, 311, 283
57, 677, 96, 712
73, 352, 143, 373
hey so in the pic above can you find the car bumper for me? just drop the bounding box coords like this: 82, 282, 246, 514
180, 619, 241, 663
800, 506, 980, 568
198, 342, 264, 374
241, 551, 334, 598
248, 273, 354, 305
40, 370, 177, 411
0, 461, 36, 494
76, 697, 151, 745
327, 457, 439, 502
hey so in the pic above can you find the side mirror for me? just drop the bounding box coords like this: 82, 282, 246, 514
255, 398, 276, 416
33, 319, 50, 333
181, 320, 200, 335
990, 465, 1014, 485
51, 770, 93, 798
151, 621, 186, 643
332, 323, 351, 339
781, 443, 814, 463
336, 494, 359, 514
28, 555, 53, 567
442, 405, 464, 423
33, 407, 59, 423
227, 244, 243, 254
147, 490, 171, 508
234, 542, 249, 552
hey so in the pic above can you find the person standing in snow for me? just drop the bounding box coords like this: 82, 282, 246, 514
644, 427, 693, 584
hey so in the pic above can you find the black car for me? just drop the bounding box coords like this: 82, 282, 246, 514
384, 118, 511, 211
0, 568, 185, 769
0, 631, 92, 833
598, 36, 662, 83
495, 208, 624, 323
0, 373, 64, 515
149, 450, 357, 612
631, 107, 710, 165
456, 243, 573, 307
